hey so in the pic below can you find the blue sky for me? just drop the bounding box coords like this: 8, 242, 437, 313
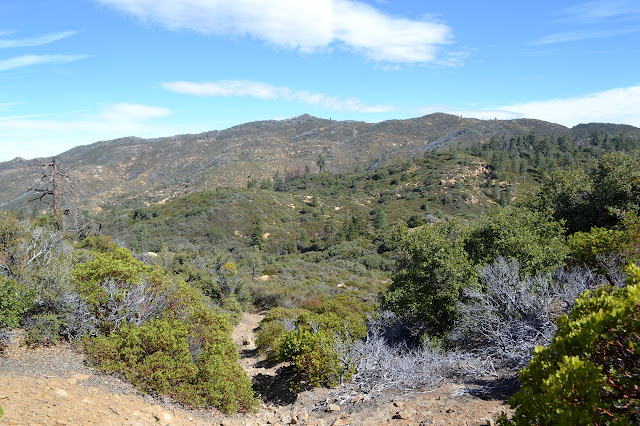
1, 0, 639, 161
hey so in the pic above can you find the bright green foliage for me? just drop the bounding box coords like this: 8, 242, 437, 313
84, 314, 256, 413
0, 276, 33, 328
73, 245, 160, 289
380, 220, 476, 338
255, 307, 306, 351
256, 297, 369, 387
568, 227, 628, 267
591, 151, 640, 228
567, 212, 640, 268
465, 207, 568, 276
525, 151, 640, 233
72, 245, 166, 331
75, 242, 257, 413
503, 264, 640, 425
524, 168, 592, 233
274, 328, 349, 388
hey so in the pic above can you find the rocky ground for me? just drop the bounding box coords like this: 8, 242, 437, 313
0, 314, 513, 425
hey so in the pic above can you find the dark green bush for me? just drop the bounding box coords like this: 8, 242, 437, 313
85, 308, 256, 413
0, 276, 33, 328
502, 264, 640, 425
25, 313, 64, 347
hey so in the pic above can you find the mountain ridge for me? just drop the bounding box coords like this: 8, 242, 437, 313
1, 113, 638, 212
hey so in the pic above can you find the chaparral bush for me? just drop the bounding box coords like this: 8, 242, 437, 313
501, 263, 640, 425
76, 240, 256, 413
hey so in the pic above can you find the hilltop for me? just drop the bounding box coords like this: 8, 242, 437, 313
2, 113, 637, 212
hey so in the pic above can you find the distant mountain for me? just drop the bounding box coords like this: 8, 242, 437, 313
1, 113, 638, 212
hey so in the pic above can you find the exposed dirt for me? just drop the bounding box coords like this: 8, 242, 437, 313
0, 314, 514, 425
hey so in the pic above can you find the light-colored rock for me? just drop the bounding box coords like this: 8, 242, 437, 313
71, 374, 90, 381
220, 420, 234, 426
326, 404, 341, 412
55, 389, 68, 397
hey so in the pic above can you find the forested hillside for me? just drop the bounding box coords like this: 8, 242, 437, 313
1, 120, 639, 423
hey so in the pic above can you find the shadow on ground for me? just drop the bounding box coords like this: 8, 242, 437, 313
251, 364, 307, 406
466, 376, 520, 402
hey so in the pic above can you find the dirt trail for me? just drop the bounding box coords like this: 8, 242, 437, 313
0, 314, 513, 425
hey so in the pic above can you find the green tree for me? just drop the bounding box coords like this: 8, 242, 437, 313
372, 207, 388, 230
380, 221, 477, 339
465, 207, 568, 276
250, 218, 265, 250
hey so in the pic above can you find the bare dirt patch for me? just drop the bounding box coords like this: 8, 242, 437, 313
0, 315, 514, 425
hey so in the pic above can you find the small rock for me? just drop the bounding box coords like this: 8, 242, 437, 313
326, 404, 341, 412
290, 416, 298, 424
331, 419, 349, 426
393, 401, 405, 408
55, 389, 68, 397
350, 395, 364, 404
220, 420, 234, 426
446, 408, 456, 414
67, 378, 78, 385
154, 408, 173, 425
81, 398, 93, 404
71, 374, 90, 381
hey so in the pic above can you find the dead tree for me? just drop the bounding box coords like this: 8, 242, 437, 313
28, 158, 101, 235
29, 158, 71, 215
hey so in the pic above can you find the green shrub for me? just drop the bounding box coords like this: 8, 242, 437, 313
380, 220, 476, 338
0, 277, 33, 328
502, 264, 640, 425
85, 312, 256, 413
465, 207, 568, 276
567, 227, 628, 268
273, 328, 352, 388
255, 307, 306, 352
25, 313, 64, 347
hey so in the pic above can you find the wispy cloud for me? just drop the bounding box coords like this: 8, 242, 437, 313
0, 54, 87, 71
162, 80, 396, 113
96, 0, 454, 64
0, 30, 78, 48
557, 0, 640, 23
534, 0, 640, 44
532, 28, 638, 45
0, 103, 178, 161
439, 86, 640, 128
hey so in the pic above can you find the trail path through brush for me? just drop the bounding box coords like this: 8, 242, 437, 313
0, 314, 512, 425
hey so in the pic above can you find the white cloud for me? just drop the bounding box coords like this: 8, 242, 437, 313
430, 86, 640, 128
532, 28, 638, 44
0, 103, 178, 161
96, 0, 453, 64
163, 80, 396, 113
558, 1, 640, 23
418, 106, 520, 121
0, 54, 87, 71
497, 86, 640, 127
0, 30, 78, 48
535, 1, 640, 44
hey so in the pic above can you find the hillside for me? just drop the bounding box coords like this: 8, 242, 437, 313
2, 113, 637, 213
